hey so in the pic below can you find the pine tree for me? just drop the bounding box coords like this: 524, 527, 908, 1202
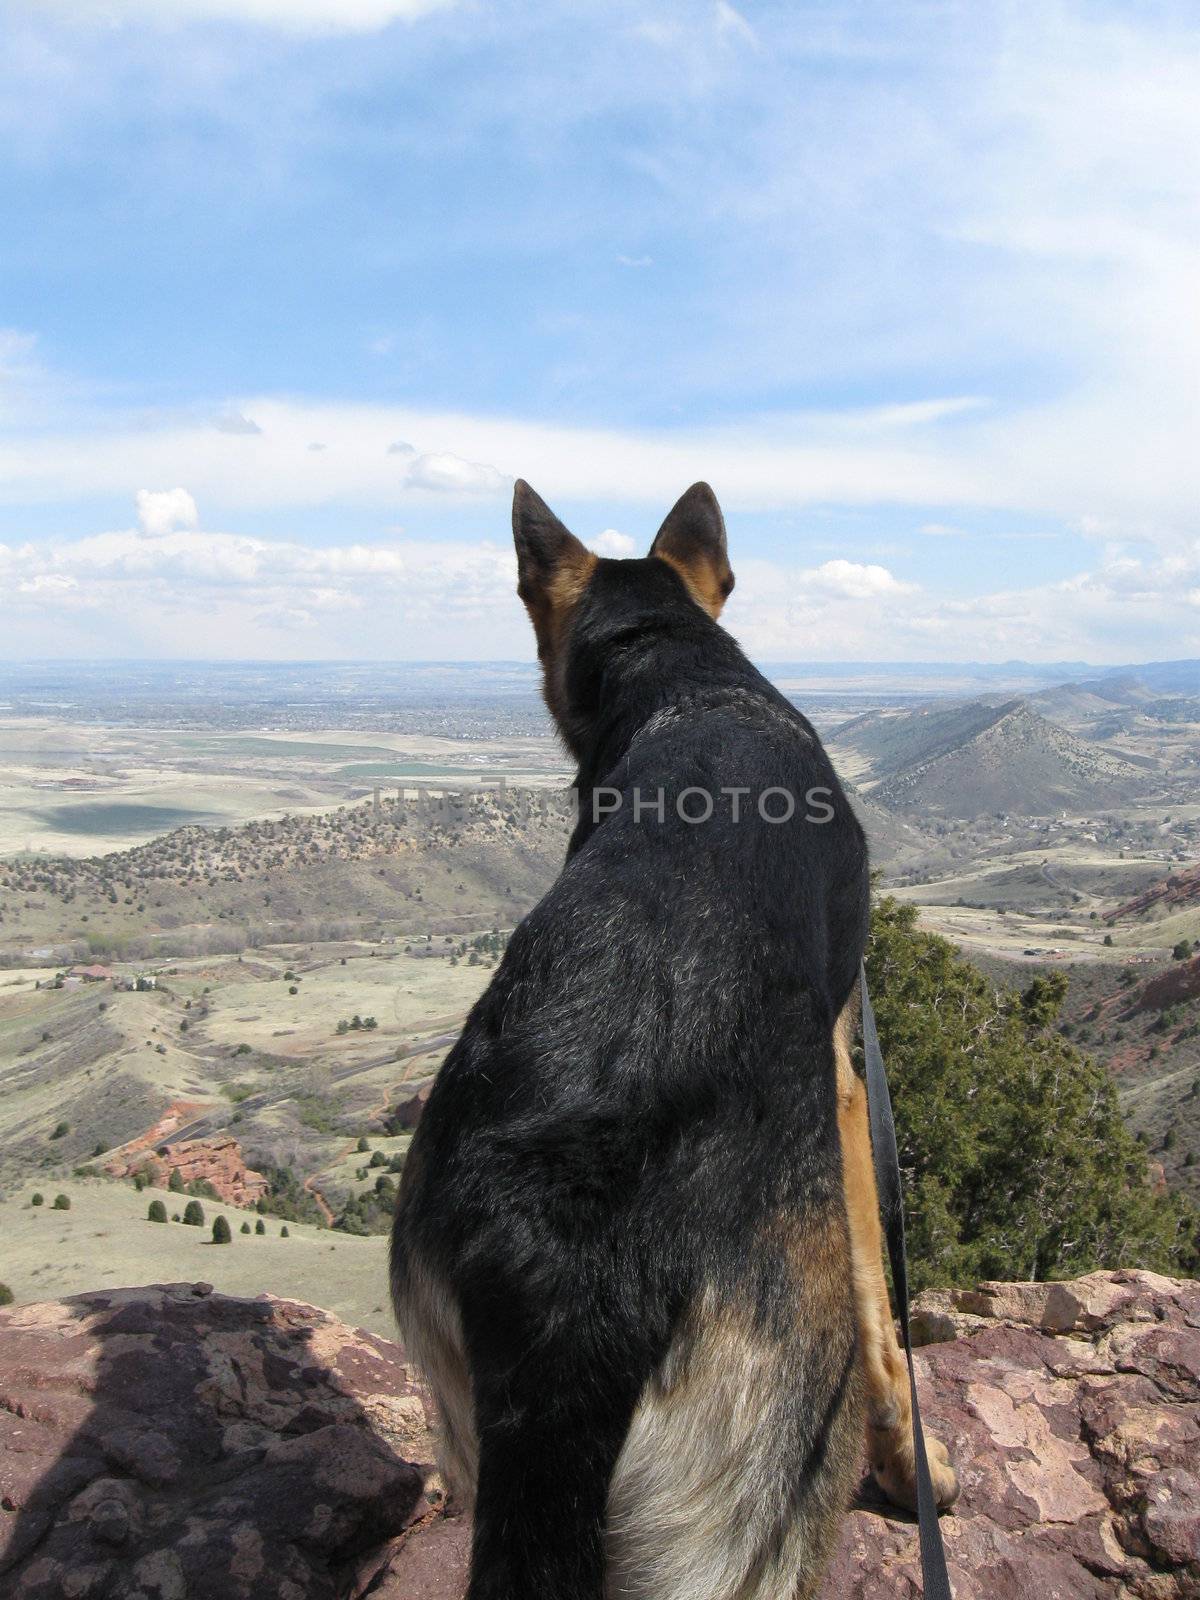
182, 1200, 205, 1227
865, 896, 1198, 1290
212, 1215, 232, 1244
147, 1199, 168, 1223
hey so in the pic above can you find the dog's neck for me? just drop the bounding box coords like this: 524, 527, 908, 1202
558, 613, 762, 854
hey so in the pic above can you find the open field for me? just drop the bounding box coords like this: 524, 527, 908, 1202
0, 716, 571, 858
0, 1175, 394, 1336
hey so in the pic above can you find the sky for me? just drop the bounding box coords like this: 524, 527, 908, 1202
0, 0, 1197, 664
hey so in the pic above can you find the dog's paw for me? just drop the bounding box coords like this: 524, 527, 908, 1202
869, 1423, 959, 1513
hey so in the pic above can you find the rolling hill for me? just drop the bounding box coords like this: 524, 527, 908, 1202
850, 700, 1156, 818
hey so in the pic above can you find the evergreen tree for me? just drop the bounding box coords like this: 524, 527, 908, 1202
865, 896, 1198, 1290
147, 1199, 168, 1223
182, 1200, 205, 1226
168, 1168, 184, 1193
212, 1215, 232, 1244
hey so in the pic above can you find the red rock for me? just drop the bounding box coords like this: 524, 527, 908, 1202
104, 1133, 269, 1207
0, 1284, 432, 1599
3, 1271, 1199, 1598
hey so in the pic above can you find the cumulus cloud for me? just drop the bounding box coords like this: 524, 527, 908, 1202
591, 529, 636, 557
2, 493, 1198, 663
135, 487, 199, 537
804, 560, 917, 601
404, 452, 508, 494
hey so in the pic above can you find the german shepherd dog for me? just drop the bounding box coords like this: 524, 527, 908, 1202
391, 482, 957, 1600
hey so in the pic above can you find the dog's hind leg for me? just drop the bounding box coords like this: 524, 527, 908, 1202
605, 1266, 863, 1600
390, 1232, 479, 1511
833, 1005, 959, 1513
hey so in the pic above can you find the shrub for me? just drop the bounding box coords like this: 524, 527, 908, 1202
182, 1200, 205, 1226
240, 1221, 251, 1234
0, 1283, 13, 1306
369, 1150, 387, 1168
212, 1215, 232, 1244
49, 1121, 69, 1140
168, 1168, 184, 1193
289, 985, 298, 996
147, 1199, 168, 1223
51, 1194, 70, 1210
357, 1136, 370, 1153
255, 1219, 266, 1235
280, 1225, 290, 1237
866, 895, 1198, 1289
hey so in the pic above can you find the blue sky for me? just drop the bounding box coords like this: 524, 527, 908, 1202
0, 0, 1197, 661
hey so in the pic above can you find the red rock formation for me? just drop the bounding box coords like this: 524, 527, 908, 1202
1105, 864, 1200, 924
104, 1133, 269, 1207
2, 1271, 1197, 1598
0, 1284, 434, 1600
1131, 953, 1200, 1015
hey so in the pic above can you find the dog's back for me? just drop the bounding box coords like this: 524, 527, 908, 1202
392, 484, 869, 1600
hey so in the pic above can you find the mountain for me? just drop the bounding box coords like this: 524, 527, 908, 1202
857, 700, 1156, 818
828, 699, 1018, 784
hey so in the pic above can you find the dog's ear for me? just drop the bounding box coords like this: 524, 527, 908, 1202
512, 480, 597, 658
649, 482, 734, 619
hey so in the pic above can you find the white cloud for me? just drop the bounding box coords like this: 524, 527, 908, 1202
1, 496, 1197, 663
404, 452, 508, 495
33, 0, 455, 35
592, 529, 636, 557
804, 559, 916, 601
135, 487, 199, 538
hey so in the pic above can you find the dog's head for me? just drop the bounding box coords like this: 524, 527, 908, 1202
512, 480, 734, 742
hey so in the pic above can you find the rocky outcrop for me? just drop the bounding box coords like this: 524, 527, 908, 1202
1105, 864, 1200, 925
0, 1283, 435, 1598
1130, 954, 1200, 1016
837, 1269, 1200, 1599
1, 1270, 1197, 1599
103, 1133, 269, 1207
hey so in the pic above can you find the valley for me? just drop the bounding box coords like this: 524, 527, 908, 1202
1, 657, 1198, 1323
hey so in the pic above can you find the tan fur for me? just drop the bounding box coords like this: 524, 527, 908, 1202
606, 1238, 862, 1600
653, 548, 733, 619
391, 1154, 478, 1510
834, 1003, 959, 1512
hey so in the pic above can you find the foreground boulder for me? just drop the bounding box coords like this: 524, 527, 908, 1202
1, 1270, 1197, 1598
823, 1268, 1200, 1599
0, 1283, 436, 1599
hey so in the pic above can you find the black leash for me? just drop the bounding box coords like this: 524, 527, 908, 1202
859, 963, 954, 1600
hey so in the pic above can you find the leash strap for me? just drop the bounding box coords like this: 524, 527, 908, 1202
859, 963, 954, 1600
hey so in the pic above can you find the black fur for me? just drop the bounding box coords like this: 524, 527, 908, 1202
392, 507, 870, 1599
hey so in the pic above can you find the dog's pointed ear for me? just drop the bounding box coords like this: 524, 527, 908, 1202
512, 480, 597, 655
649, 482, 734, 618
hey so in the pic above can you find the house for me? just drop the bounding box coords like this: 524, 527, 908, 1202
70, 964, 114, 983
